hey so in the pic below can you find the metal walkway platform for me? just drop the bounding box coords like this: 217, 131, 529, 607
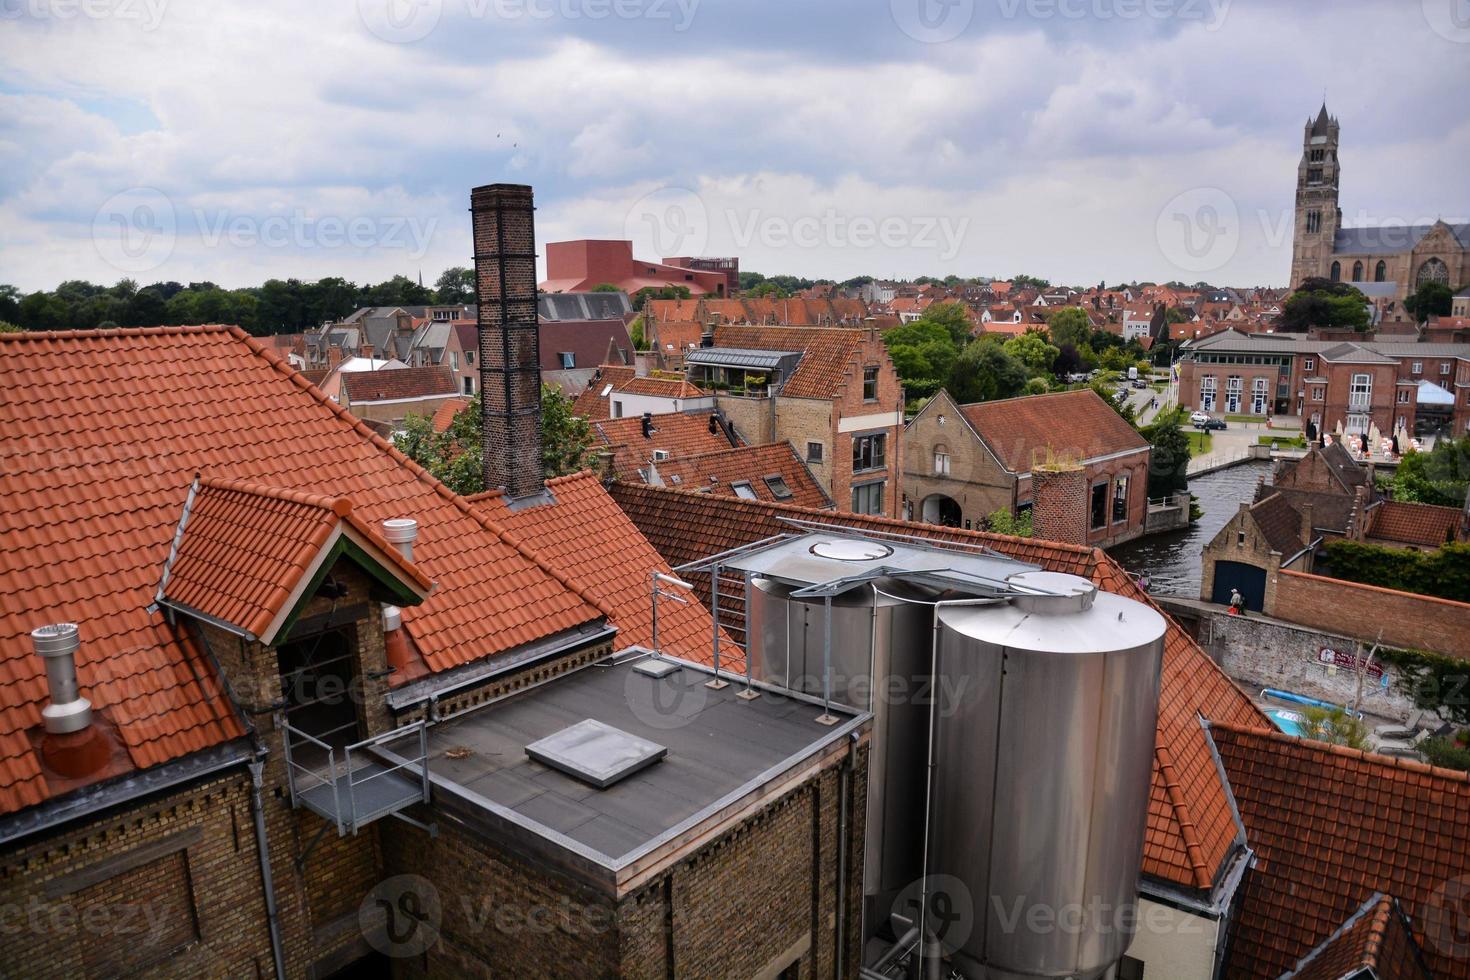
283, 721, 431, 837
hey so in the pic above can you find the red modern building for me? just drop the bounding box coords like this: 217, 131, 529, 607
540, 240, 732, 296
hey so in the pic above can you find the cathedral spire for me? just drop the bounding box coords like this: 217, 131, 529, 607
1311, 101, 1331, 137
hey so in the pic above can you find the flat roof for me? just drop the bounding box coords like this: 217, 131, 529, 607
385, 653, 864, 894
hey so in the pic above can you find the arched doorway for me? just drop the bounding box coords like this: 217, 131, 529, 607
1211, 561, 1267, 612
920, 493, 962, 527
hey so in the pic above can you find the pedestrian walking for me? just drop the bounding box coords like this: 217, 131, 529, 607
1229, 587, 1246, 617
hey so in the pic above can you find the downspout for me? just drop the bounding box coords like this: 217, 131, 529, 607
249, 758, 289, 980
835, 729, 856, 979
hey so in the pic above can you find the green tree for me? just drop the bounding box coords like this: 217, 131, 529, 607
0, 320, 20, 333
1002, 331, 1059, 377
393, 388, 598, 496
1046, 307, 1092, 350
1144, 413, 1191, 497
1388, 438, 1469, 506
1404, 281, 1455, 323
1280, 279, 1370, 332
986, 508, 1033, 537
434, 267, 475, 305
1299, 706, 1370, 749
949, 337, 1028, 403
914, 301, 973, 346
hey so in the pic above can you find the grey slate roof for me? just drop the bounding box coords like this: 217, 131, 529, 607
1185, 329, 1470, 359
539, 291, 633, 322
1332, 223, 1470, 256
1320, 343, 1397, 364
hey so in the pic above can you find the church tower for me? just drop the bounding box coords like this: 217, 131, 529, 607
1289, 103, 1342, 289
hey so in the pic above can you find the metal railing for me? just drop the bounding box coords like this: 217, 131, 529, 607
282, 719, 431, 836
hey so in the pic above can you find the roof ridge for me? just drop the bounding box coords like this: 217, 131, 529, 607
0, 323, 234, 342
1208, 719, 1470, 783
199, 475, 351, 516
232, 327, 615, 622
1154, 743, 1215, 888
661, 442, 790, 463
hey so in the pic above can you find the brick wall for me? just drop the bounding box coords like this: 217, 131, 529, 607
472, 183, 544, 498
1273, 570, 1470, 658
1031, 464, 1089, 546
901, 391, 1011, 529
0, 773, 277, 979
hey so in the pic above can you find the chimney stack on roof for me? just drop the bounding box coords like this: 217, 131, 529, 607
1030, 454, 1091, 547
471, 182, 544, 499
641, 412, 656, 439
381, 518, 419, 675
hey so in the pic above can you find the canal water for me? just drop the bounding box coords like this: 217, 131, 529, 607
1107, 460, 1272, 599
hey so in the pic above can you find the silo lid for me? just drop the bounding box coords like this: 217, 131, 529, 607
1005, 570, 1098, 613
808, 539, 895, 562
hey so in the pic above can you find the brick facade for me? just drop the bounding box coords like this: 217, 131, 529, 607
472, 183, 544, 498
1030, 463, 1090, 546
1272, 570, 1470, 659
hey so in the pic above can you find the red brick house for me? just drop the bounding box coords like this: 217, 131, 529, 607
539, 239, 730, 296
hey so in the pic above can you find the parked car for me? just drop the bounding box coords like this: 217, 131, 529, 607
1189, 411, 1211, 425
1195, 418, 1228, 431
1131, 379, 1148, 389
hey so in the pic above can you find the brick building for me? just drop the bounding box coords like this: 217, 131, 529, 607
901, 388, 1152, 547
682, 324, 906, 518
539, 240, 731, 296
339, 363, 460, 424
1176, 327, 1470, 438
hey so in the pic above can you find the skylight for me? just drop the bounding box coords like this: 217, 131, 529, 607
731, 480, 758, 500
524, 719, 667, 789
763, 475, 793, 499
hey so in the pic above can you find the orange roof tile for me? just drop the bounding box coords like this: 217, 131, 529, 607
958, 389, 1149, 473
1283, 892, 1430, 980
644, 443, 832, 509
713, 324, 867, 399
1210, 722, 1470, 979
607, 481, 1270, 892
430, 397, 470, 434
570, 364, 636, 420
340, 364, 457, 404
159, 477, 433, 644
615, 375, 707, 399
652, 320, 703, 356
469, 472, 728, 665
594, 410, 742, 481
1365, 499, 1463, 548
0, 325, 603, 815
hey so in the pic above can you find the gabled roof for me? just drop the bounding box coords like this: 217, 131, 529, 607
468, 472, 721, 664
713, 325, 868, 399
607, 481, 1270, 893
158, 477, 432, 645
1320, 342, 1397, 365
0, 325, 605, 815
571, 364, 636, 421
594, 410, 740, 481
539, 319, 633, 373
1250, 492, 1308, 556
431, 397, 470, 434
1282, 893, 1430, 980
615, 376, 707, 399
645, 443, 832, 509
1209, 721, 1470, 979
957, 389, 1149, 473
340, 364, 457, 404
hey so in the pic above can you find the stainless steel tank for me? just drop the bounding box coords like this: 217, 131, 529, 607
746, 575, 935, 939
928, 571, 1166, 980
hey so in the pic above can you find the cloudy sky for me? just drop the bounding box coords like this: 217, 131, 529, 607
3, 0, 1467, 292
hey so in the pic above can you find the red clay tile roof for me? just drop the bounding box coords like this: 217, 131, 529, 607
340, 364, 457, 404
651, 320, 703, 356
468, 472, 726, 664
713, 325, 866, 399
1250, 491, 1308, 556
1365, 499, 1462, 548
571, 364, 636, 421
645, 298, 702, 322
607, 481, 1270, 892
0, 325, 604, 815
1283, 892, 1430, 980
430, 397, 470, 434
958, 389, 1149, 473
645, 443, 832, 509
615, 375, 707, 399
1210, 721, 1470, 979
594, 410, 742, 481
159, 477, 432, 644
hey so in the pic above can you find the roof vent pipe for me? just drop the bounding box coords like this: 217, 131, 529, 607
382, 518, 418, 562
32, 624, 92, 734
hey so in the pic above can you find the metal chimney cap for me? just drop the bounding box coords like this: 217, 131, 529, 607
381, 518, 419, 544
1006, 570, 1098, 614
31, 623, 80, 657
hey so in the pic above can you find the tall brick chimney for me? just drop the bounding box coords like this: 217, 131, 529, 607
1030, 458, 1090, 546
471, 183, 544, 498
